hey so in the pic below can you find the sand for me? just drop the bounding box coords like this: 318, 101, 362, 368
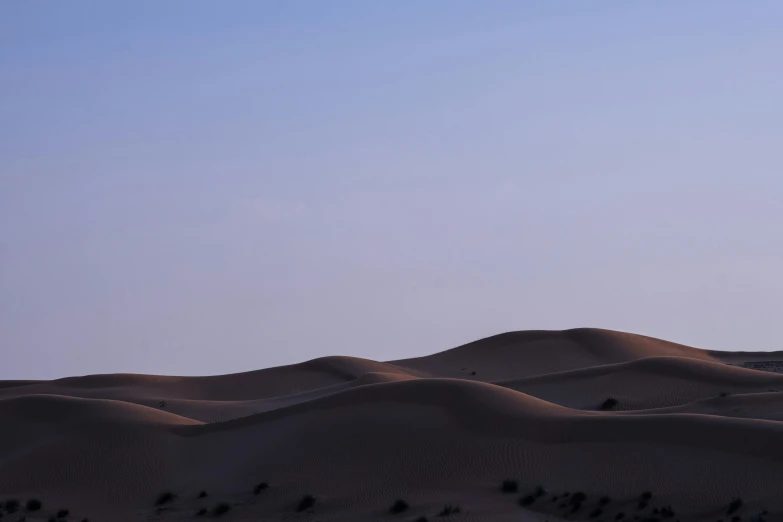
0, 327, 781, 521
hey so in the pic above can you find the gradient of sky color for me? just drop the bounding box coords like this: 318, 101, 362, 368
2, 1, 783, 379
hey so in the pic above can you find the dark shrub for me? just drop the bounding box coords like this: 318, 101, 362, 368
390, 499, 409, 514
57, 509, 69, 518
501, 479, 518, 493
297, 495, 316, 512
641, 492, 652, 500
416, 517, 428, 522
254, 482, 269, 495
590, 508, 604, 518
719, 392, 729, 398
6, 499, 20, 513
599, 496, 611, 505
438, 504, 460, 516
616, 512, 626, 520
213, 503, 231, 516
727, 498, 742, 514
569, 492, 586, 513
155, 492, 176, 506
520, 496, 536, 506
197, 490, 207, 499
601, 397, 618, 410
195, 508, 207, 516
26, 499, 42, 512
533, 486, 546, 498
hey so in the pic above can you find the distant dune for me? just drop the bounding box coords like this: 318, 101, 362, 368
1, 328, 782, 521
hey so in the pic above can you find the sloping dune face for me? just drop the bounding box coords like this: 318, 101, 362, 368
1, 328, 783, 522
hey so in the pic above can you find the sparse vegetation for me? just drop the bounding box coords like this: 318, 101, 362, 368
599, 496, 611, 505
297, 494, 316, 512
155, 492, 176, 506
26, 499, 42, 512
590, 508, 603, 518
438, 504, 461, 516
213, 502, 231, 516
390, 499, 409, 514
56, 509, 69, 518
195, 508, 207, 516
720, 391, 730, 398
533, 486, 546, 498
501, 479, 519, 493
197, 490, 207, 499
616, 512, 626, 520
254, 482, 269, 495
6, 499, 20, 513
727, 498, 743, 514
600, 397, 618, 410
415, 517, 428, 522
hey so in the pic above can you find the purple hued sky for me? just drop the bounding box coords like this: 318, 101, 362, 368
2, 2, 783, 379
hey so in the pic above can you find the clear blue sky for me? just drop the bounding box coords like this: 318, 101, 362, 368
2, 1, 782, 379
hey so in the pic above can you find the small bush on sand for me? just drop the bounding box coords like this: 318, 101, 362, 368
297, 494, 316, 512
195, 508, 207, 516
213, 503, 231, 516
599, 496, 611, 505
533, 486, 546, 498
6, 499, 20, 513
501, 479, 519, 493
415, 517, 428, 522
254, 482, 269, 495
616, 512, 625, 520
438, 504, 461, 516
390, 499, 409, 514
155, 492, 176, 506
197, 491, 207, 499
26, 499, 42, 512
520, 495, 536, 507
57, 509, 69, 518
570, 492, 586, 513
590, 508, 603, 518
727, 498, 743, 514
601, 397, 618, 410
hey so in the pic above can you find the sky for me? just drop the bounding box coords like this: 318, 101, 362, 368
2, 1, 783, 379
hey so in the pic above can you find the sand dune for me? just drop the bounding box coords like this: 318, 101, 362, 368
1, 328, 783, 521
499, 355, 783, 410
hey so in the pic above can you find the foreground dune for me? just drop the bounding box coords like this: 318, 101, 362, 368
1, 328, 782, 521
